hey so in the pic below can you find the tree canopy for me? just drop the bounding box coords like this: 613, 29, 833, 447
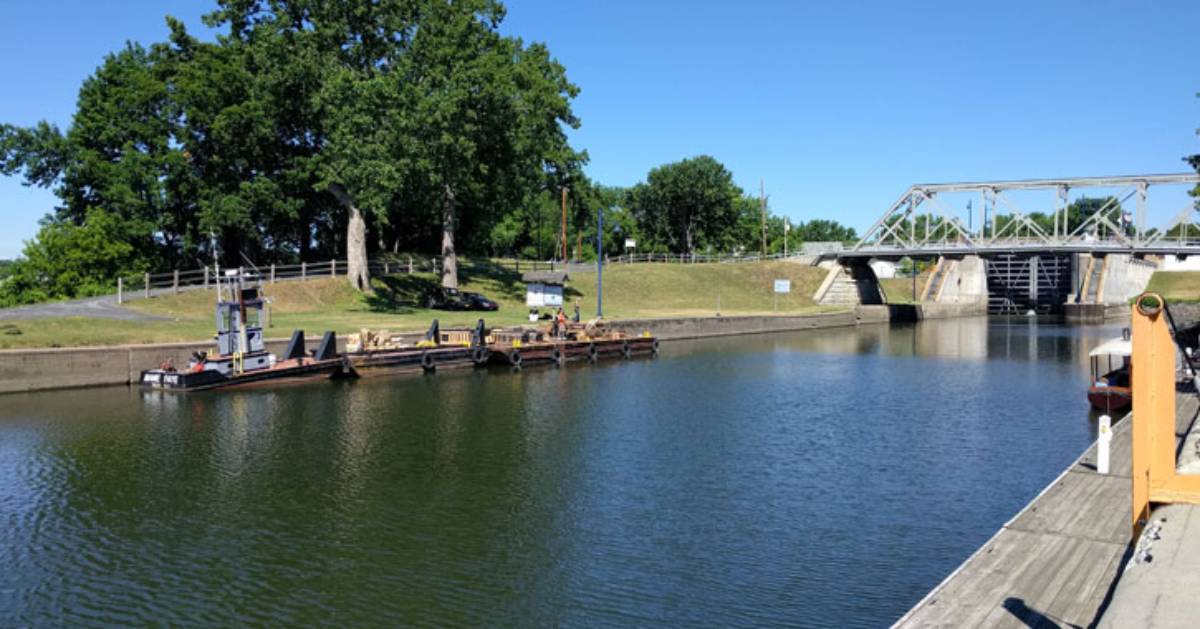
628, 156, 741, 255
0, 0, 583, 303
0, 2, 855, 306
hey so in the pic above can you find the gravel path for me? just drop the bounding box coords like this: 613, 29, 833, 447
0, 295, 167, 321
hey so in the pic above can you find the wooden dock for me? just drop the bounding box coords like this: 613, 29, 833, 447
895, 394, 1199, 628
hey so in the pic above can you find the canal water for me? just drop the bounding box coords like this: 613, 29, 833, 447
0, 317, 1124, 627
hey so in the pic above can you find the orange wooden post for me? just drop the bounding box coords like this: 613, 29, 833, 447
1131, 292, 1200, 538
1131, 294, 1167, 535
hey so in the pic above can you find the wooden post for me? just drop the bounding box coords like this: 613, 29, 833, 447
117, 277, 123, 305
144, 272, 150, 299
301, 261, 306, 280
384, 260, 390, 275
1130, 292, 1200, 538
204, 266, 210, 289
270, 264, 276, 283
173, 269, 179, 294
331, 259, 336, 277
408, 256, 413, 274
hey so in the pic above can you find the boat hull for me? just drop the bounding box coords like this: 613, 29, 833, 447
347, 346, 485, 376
140, 358, 348, 392
1087, 386, 1131, 413
488, 336, 659, 368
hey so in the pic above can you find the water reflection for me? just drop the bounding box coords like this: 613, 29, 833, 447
0, 316, 1126, 627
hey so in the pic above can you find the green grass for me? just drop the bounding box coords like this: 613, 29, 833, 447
878, 273, 930, 305
1144, 271, 1200, 303
0, 259, 836, 349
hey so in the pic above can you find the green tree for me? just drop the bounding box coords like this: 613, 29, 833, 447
396, 0, 583, 287
797, 219, 857, 243
0, 210, 144, 305
0, 44, 201, 271
628, 155, 741, 255
206, 0, 583, 290
161, 15, 336, 268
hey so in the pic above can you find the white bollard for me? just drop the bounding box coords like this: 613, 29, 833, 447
1098, 415, 1112, 475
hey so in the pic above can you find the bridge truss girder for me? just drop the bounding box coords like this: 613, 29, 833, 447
852, 173, 1200, 257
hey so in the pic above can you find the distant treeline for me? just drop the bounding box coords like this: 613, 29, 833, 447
0, 0, 850, 306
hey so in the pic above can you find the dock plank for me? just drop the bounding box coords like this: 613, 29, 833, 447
896, 392, 1199, 628
895, 419, 1133, 627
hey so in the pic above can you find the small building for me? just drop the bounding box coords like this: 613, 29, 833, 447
522, 271, 568, 308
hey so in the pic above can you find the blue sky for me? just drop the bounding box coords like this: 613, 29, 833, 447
1, 0, 1198, 258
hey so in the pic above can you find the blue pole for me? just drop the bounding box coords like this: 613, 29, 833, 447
597, 206, 603, 318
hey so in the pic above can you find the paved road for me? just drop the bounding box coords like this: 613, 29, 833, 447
0, 295, 167, 321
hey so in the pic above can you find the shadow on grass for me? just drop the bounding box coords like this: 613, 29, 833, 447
457, 259, 526, 301
365, 274, 431, 313
364, 258, 530, 313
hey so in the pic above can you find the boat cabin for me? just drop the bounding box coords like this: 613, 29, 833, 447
1090, 337, 1131, 386
1087, 336, 1132, 412
206, 270, 272, 374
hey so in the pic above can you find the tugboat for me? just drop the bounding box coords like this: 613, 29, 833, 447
1087, 334, 1132, 413
140, 269, 347, 391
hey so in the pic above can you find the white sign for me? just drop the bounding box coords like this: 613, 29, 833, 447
624, 238, 636, 249
774, 279, 791, 294
525, 282, 564, 307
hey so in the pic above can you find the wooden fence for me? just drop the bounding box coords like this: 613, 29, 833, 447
113, 252, 816, 303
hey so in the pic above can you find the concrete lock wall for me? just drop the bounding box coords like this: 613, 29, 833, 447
1160, 256, 1200, 272
0, 314, 875, 394
935, 255, 988, 305
0, 335, 348, 395
606, 311, 860, 341
1100, 254, 1158, 304
869, 260, 897, 279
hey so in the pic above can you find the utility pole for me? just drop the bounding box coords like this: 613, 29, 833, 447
597, 204, 603, 318
760, 179, 767, 255
784, 218, 790, 257
561, 187, 568, 262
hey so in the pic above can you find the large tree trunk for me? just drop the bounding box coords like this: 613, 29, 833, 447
441, 184, 459, 289
330, 183, 371, 293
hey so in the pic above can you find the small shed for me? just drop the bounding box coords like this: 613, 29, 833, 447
522, 271, 568, 308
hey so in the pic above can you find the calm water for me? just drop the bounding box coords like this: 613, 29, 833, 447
0, 317, 1123, 627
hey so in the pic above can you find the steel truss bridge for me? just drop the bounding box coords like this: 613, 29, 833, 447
827, 173, 1200, 261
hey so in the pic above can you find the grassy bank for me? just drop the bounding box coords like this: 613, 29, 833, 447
0, 260, 835, 349
1145, 271, 1200, 303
